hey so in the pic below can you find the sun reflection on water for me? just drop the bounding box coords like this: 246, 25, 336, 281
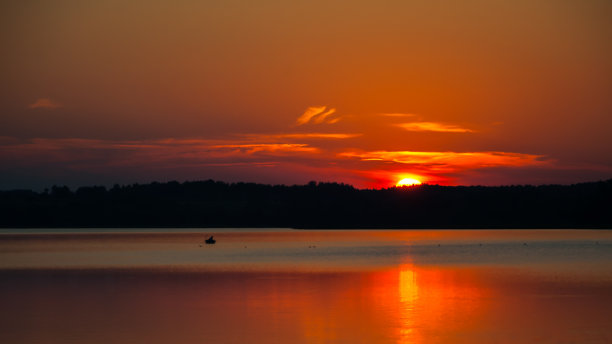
398, 266, 419, 342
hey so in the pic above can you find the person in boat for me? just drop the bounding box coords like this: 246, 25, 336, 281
205, 235, 216, 244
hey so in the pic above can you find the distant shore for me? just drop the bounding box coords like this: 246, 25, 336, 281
1, 179, 611, 229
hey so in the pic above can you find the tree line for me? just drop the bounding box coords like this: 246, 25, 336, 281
0, 179, 610, 228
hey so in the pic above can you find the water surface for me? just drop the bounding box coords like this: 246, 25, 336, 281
1, 229, 611, 343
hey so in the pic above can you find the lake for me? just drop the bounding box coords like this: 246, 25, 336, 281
1, 229, 611, 343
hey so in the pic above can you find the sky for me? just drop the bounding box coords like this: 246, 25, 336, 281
1, 0, 611, 189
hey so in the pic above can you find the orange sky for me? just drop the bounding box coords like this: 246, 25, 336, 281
1, 0, 611, 189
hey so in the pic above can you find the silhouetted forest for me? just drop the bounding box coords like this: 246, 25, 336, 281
1, 179, 611, 228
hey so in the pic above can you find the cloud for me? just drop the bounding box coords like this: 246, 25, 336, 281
396, 122, 474, 133
2, 136, 601, 189
278, 133, 359, 139
0, 138, 322, 171
242, 133, 361, 140
312, 108, 337, 124
296, 106, 326, 125
28, 98, 62, 109
209, 143, 319, 154
296, 106, 340, 125
339, 150, 546, 172
378, 113, 474, 133
379, 113, 416, 118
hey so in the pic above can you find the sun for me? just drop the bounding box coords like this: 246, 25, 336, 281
396, 178, 422, 187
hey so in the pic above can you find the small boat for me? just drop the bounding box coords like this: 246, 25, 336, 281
205, 235, 216, 244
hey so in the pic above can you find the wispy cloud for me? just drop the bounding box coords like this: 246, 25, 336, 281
279, 133, 358, 139
28, 98, 62, 109
210, 143, 319, 154
0, 138, 322, 171
242, 133, 361, 140
340, 150, 545, 172
296, 106, 340, 125
296, 106, 326, 125
312, 108, 336, 124
379, 113, 416, 118
396, 122, 474, 133
378, 112, 474, 133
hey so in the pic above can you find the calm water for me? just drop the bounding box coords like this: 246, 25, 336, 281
1, 229, 612, 344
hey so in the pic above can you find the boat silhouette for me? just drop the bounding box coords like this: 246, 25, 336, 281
205, 235, 216, 244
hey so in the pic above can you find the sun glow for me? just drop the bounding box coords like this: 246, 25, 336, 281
396, 178, 422, 187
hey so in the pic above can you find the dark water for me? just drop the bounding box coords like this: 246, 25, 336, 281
1, 229, 611, 343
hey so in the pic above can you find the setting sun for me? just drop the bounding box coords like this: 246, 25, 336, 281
396, 178, 422, 187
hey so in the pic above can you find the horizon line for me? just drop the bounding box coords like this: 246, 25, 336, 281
2, 178, 611, 193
